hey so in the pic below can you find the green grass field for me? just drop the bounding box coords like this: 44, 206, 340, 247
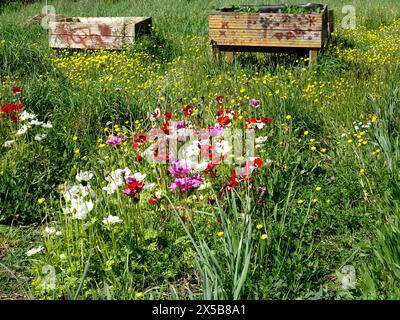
1, 0, 400, 300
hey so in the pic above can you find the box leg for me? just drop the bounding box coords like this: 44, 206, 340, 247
309, 49, 318, 66
212, 45, 220, 63
226, 51, 235, 63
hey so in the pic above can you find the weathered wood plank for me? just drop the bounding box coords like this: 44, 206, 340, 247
209, 13, 322, 31
208, 11, 324, 18
210, 39, 322, 48
209, 28, 322, 42
49, 35, 135, 49
50, 23, 136, 37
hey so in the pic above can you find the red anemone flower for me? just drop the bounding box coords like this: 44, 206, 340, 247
204, 162, 218, 176
1, 103, 24, 116
12, 86, 23, 95
183, 104, 194, 117
161, 122, 171, 135
165, 112, 172, 121
217, 115, 231, 127
253, 157, 263, 168
259, 116, 273, 123
229, 170, 239, 187
134, 133, 147, 143
148, 197, 158, 204
123, 181, 144, 197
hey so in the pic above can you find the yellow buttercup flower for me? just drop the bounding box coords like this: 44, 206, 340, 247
217, 231, 224, 237
256, 224, 263, 230
260, 234, 268, 240
136, 292, 143, 299
38, 198, 45, 204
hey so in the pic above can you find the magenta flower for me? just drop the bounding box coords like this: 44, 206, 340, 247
168, 161, 192, 177
123, 180, 144, 197
168, 174, 204, 192
175, 121, 186, 129
249, 99, 260, 108
106, 136, 125, 146
208, 125, 223, 138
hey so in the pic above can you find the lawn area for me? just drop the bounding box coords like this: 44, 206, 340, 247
1, 0, 400, 300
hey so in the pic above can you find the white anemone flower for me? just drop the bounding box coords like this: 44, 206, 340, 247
71, 199, 94, 220
102, 183, 119, 195
130, 172, 146, 182
19, 110, 37, 121
102, 168, 131, 194
102, 215, 123, 225
16, 125, 29, 135
76, 170, 93, 182
254, 122, 265, 129
26, 245, 44, 257
255, 136, 268, 144
29, 119, 43, 126
143, 182, 156, 190
3, 140, 14, 148
63, 185, 82, 202
45, 227, 57, 235
34, 133, 47, 141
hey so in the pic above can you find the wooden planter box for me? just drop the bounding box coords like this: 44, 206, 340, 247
209, 4, 333, 64
49, 17, 152, 50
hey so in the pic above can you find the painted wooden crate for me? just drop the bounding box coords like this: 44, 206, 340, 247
49, 17, 152, 50
209, 4, 334, 63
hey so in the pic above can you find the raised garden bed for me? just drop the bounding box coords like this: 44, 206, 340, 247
208, 3, 334, 64
49, 17, 152, 50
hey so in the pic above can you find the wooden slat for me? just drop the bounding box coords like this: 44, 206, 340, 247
208, 11, 324, 17
74, 17, 149, 24
209, 28, 321, 40
209, 13, 322, 31
209, 22, 322, 31
50, 22, 136, 37
210, 39, 322, 48
49, 35, 135, 49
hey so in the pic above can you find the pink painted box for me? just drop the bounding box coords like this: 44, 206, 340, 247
49, 17, 152, 50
